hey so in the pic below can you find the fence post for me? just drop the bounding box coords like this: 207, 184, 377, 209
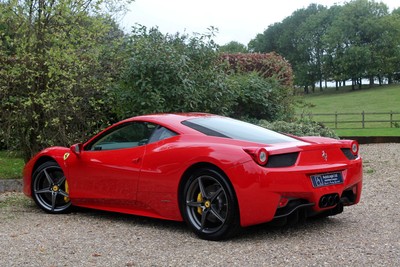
390, 111, 393, 128
335, 112, 338, 128
362, 111, 365, 128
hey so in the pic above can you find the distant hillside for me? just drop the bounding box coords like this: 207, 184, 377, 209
297, 85, 400, 114
296, 85, 400, 134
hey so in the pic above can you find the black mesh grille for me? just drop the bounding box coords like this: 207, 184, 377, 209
341, 148, 357, 160
266, 152, 299, 168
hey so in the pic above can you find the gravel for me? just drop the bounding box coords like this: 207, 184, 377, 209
0, 144, 399, 266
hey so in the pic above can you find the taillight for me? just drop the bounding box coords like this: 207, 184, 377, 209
257, 148, 268, 165
244, 147, 269, 166
351, 141, 359, 156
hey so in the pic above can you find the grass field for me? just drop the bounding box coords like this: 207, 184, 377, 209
0, 151, 24, 179
296, 84, 400, 135
334, 128, 400, 136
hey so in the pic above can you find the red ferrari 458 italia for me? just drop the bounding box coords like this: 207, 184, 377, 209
23, 113, 362, 240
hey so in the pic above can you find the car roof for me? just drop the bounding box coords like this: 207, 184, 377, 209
122, 113, 219, 134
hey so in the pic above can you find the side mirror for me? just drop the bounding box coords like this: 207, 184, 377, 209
70, 143, 83, 156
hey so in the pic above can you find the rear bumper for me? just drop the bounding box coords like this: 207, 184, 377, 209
227, 157, 363, 227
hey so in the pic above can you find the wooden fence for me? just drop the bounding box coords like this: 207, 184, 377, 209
297, 111, 400, 129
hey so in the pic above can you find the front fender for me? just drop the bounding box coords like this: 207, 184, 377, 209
23, 147, 70, 197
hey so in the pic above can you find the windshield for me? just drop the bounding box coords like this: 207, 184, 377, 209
182, 117, 297, 144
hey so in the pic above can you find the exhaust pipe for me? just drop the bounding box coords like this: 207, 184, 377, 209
319, 193, 340, 208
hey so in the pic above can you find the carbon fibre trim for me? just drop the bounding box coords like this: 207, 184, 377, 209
266, 152, 299, 167
274, 200, 315, 219
341, 148, 357, 160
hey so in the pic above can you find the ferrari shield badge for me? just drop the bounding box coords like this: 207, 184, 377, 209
322, 151, 328, 161
63, 152, 70, 161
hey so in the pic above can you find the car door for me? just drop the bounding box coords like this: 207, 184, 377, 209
67, 122, 156, 209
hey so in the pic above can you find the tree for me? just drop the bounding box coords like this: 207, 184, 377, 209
219, 41, 248, 53
249, 4, 328, 92
249, 0, 400, 90
375, 10, 400, 84
0, 0, 130, 161
320, 5, 346, 90
297, 5, 335, 91
324, 0, 391, 89
248, 22, 282, 53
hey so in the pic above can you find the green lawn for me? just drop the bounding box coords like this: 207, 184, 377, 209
0, 151, 24, 179
334, 128, 400, 137
297, 84, 400, 134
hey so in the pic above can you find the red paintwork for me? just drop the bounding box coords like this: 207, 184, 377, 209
23, 113, 363, 227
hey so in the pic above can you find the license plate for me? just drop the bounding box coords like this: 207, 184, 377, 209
310, 172, 343, 188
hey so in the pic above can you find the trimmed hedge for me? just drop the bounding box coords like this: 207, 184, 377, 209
220, 52, 293, 87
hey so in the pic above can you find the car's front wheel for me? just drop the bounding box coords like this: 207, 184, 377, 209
181, 168, 240, 241
32, 161, 72, 214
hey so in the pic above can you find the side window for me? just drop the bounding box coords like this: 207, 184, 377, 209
148, 126, 177, 144
86, 122, 156, 151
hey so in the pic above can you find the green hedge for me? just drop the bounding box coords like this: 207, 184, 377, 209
258, 120, 338, 139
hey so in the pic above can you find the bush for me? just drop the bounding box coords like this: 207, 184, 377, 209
258, 120, 338, 138
220, 52, 294, 87
0, 1, 128, 161
116, 28, 297, 122
115, 26, 236, 118
227, 73, 294, 121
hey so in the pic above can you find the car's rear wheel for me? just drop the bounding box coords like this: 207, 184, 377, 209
32, 161, 72, 214
181, 168, 239, 241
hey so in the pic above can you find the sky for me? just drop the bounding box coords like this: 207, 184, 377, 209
121, 0, 400, 46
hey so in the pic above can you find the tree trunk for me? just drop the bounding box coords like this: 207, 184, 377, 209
369, 76, 374, 87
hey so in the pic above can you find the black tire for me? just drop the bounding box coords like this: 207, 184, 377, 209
180, 168, 240, 241
31, 161, 72, 214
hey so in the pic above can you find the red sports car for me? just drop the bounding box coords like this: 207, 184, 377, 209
23, 113, 362, 240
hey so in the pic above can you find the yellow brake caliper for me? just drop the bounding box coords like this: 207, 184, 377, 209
197, 192, 203, 215
63, 152, 71, 203
64, 180, 70, 203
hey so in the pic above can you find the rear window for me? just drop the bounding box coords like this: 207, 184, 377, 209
182, 117, 297, 144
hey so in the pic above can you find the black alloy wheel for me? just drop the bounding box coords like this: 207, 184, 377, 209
181, 168, 239, 241
32, 161, 72, 213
